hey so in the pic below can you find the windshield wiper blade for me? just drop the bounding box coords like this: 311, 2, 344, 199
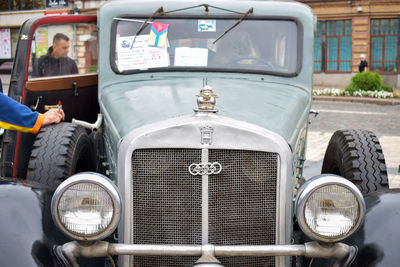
130, 6, 164, 49
213, 8, 253, 44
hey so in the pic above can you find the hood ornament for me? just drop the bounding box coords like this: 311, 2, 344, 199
195, 85, 218, 113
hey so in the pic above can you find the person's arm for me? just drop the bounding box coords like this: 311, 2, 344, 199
42, 109, 65, 127
365, 61, 368, 71
0, 93, 64, 134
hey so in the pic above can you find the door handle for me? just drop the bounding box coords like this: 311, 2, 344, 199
72, 81, 78, 96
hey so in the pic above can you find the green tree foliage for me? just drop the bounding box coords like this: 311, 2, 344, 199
381, 84, 394, 92
353, 71, 381, 91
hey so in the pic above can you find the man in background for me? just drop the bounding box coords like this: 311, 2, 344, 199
33, 33, 78, 77
358, 54, 368, 73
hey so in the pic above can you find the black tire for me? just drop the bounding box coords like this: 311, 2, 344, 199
321, 129, 388, 195
27, 122, 95, 190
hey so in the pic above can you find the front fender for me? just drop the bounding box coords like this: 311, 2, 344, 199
295, 190, 400, 267
346, 190, 400, 266
0, 177, 107, 267
0, 178, 62, 267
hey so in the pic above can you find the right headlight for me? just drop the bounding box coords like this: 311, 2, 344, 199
51, 172, 121, 241
295, 174, 365, 243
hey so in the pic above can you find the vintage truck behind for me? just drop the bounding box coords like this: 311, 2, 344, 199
1, 0, 400, 266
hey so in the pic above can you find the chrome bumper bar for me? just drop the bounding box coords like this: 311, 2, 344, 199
60, 241, 355, 267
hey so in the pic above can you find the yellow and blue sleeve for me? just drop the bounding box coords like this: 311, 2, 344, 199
0, 93, 43, 134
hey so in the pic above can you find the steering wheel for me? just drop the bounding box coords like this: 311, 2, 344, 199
227, 57, 274, 69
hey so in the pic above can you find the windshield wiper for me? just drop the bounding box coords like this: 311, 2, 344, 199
163, 4, 244, 15
123, 5, 252, 48
213, 8, 253, 44
130, 6, 164, 49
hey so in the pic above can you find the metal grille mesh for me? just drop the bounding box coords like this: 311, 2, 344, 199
131, 148, 202, 266
208, 149, 278, 267
130, 148, 278, 267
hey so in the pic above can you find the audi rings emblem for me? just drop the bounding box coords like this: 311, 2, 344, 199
188, 162, 222, 176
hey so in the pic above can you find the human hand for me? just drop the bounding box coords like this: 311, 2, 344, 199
42, 108, 65, 126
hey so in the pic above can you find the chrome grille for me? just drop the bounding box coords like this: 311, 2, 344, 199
131, 149, 202, 266
130, 148, 278, 267
209, 149, 278, 266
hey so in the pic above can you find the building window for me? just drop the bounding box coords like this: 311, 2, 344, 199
371, 18, 399, 73
326, 20, 352, 72
0, 0, 45, 11
313, 20, 352, 73
314, 21, 322, 72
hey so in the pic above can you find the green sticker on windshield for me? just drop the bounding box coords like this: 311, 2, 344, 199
198, 20, 216, 32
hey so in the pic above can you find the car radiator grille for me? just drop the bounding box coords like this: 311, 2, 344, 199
130, 148, 278, 267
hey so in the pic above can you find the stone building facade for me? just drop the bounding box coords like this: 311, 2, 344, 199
75, 23, 98, 74
300, 0, 400, 88
1, 0, 400, 88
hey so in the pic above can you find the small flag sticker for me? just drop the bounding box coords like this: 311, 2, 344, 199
149, 22, 169, 47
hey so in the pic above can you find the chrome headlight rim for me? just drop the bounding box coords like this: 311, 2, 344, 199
51, 172, 121, 241
295, 174, 365, 243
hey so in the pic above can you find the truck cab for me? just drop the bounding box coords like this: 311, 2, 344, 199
0, 1, 398, 267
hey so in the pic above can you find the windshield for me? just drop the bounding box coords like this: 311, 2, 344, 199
112, 17, 299, 75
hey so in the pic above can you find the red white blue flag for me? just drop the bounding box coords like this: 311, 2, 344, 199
149, 22, 169, 47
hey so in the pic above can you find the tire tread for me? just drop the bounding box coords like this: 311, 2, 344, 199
27, 122, 93, 189
322, 129, 388, 195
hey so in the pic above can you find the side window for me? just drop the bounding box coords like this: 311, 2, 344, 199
28, 22, 97, 79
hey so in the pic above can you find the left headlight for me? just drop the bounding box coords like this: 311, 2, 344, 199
295, 174, 365, 243
51, 172, 121, 241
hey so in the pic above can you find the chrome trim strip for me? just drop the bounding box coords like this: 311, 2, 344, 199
276, 155, 284, 267
202, 148, 209, 245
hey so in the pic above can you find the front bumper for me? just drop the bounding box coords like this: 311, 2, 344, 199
58, 241, 356, 267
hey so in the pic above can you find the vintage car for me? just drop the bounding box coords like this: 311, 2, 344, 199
1, 0, 399, 266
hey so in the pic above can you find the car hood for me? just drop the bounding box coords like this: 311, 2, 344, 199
101, 77, 310, 145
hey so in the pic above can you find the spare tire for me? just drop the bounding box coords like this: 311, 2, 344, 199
321, 129, 388, 195
27, 122, 95, 190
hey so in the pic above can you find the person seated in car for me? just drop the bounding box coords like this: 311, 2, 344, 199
211, 31, 261, 66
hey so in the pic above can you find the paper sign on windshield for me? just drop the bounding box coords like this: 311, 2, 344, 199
117, 35, 169, 71
149, 22, 169, 47
174, 47, 208, 67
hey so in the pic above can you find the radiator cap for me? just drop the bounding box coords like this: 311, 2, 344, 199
195, 85, 218, 113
